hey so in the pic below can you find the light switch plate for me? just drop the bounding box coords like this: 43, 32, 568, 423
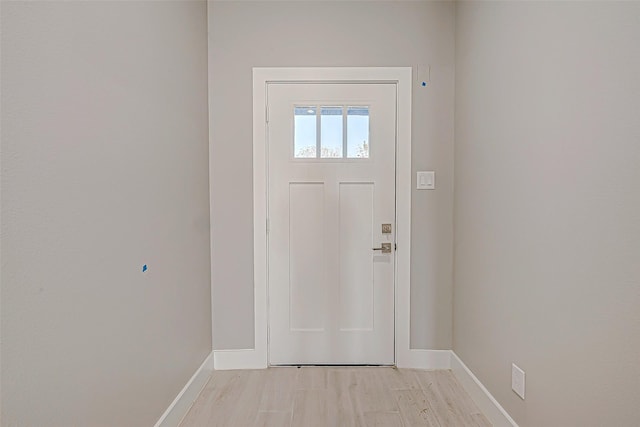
417, 171, 435, 190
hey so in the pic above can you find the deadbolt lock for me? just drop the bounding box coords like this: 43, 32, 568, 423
382, 224, 392, 234
372, 243, 392, 254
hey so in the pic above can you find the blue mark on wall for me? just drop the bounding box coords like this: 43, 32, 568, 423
142, 264, 148, 273
421, 81, 427, 87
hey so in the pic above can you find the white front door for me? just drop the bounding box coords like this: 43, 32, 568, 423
267, 83, 396, 365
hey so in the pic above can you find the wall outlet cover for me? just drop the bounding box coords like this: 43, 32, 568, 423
512, 363, 525, 400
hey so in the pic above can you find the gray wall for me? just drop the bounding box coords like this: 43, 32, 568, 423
1, 2, 212, 425
209, 0, 456, 350
454, 2, 640, 426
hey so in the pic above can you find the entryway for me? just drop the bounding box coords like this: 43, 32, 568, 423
248, 67, 413, 371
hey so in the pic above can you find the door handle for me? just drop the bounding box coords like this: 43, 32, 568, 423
372, 243, 392, 254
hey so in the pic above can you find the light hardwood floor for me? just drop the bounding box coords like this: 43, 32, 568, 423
179, 367, 491, 427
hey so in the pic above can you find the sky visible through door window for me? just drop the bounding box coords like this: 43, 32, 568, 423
294, 106, 369, 159
321, 107, 343, 158
347, 107, 369, 158
294, 107, 317, 158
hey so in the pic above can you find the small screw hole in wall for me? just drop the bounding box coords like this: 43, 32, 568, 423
142, 264, 148, 273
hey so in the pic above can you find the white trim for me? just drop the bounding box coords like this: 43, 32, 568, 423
252, 69, 270, 370
397, 349, 452, 370
253, 67, 412, 367
451, 352, 519, 427
213, 349, 267, 370
154, 352, 214, 427
207, 4, 216, 364
393, 67, 413, 368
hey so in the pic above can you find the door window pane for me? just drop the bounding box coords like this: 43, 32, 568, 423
320, 107, 343, 158
294, 107, 317, 158
294, 105, 370, 160
347, 107, 369, 158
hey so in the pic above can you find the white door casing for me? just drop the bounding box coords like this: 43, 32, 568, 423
213, 68, 412, 371
267, 83, 396, 365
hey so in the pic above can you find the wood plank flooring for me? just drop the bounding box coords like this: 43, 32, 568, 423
180, 367, 491, 427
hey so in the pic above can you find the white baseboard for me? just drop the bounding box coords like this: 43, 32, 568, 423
154, 352, 214, 427
213, 349, 267, 370
397, 349, 452, 370
450, 351, 518, 427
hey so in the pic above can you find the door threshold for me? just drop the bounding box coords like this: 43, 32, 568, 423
270, 364, 396, 368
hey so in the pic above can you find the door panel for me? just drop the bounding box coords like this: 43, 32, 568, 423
338, 182, 375, 331
268, 83, 396, 365
289, 182, 325, 332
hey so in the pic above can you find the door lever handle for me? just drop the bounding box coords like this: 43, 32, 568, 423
372, 243, 392, 254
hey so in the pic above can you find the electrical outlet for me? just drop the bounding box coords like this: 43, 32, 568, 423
512, 363, 525, 399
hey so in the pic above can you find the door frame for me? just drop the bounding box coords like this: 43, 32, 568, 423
251, 67, 412, 368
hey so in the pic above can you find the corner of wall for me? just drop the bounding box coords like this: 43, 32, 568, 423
154, 353, 214, 427
450, 352, 518, 427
